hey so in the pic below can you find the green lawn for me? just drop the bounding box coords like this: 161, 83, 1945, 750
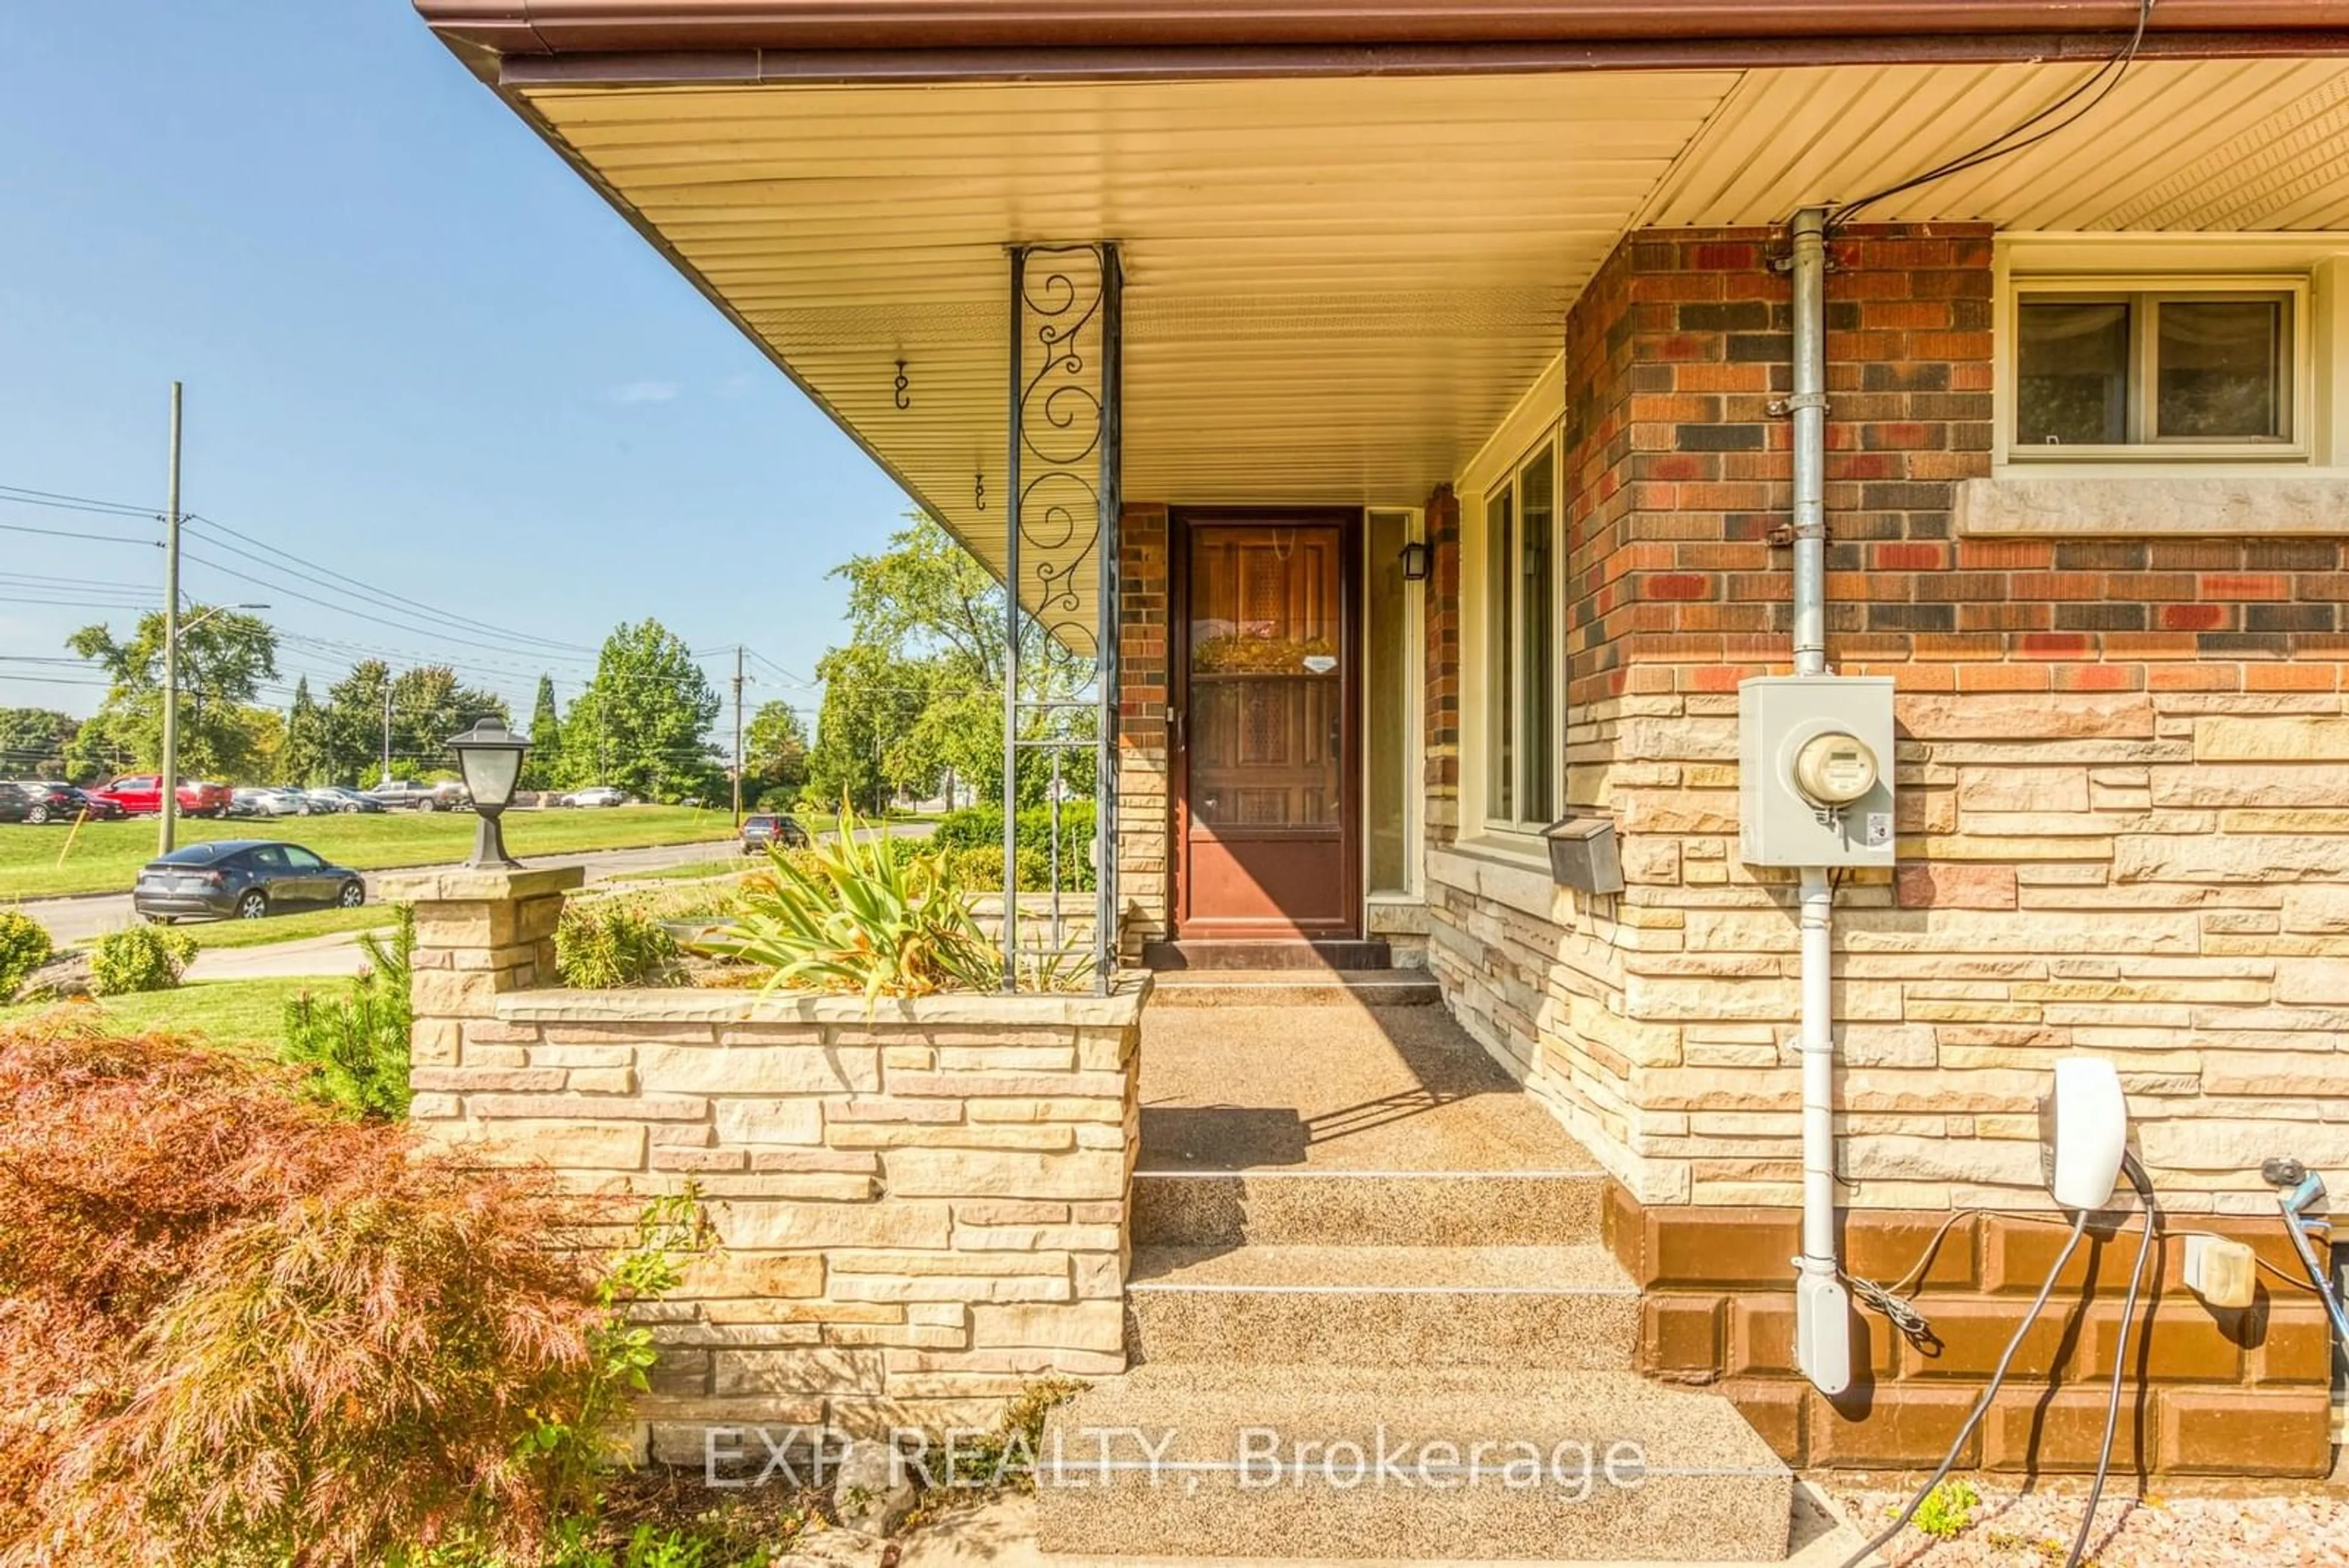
622, 857, 754, 883
1, 804, 738, 901
0, 978, 312, 1049
187, 903, 400, 950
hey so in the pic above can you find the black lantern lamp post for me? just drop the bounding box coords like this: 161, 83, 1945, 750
449, 718, 530, 869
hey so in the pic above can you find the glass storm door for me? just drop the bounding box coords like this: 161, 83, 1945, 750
1177, 516, 1359, 939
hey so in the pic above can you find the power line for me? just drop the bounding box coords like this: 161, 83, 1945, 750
178, 548, 622, 661
0, 483, 158, 518
184, 513, 599, 657
0, 519, 160, 546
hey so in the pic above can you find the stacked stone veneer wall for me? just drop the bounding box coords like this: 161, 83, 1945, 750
1417, 225, 2346, 1473
382, 868, 1145, 1461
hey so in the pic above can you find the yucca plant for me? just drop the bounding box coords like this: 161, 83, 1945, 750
692, 800, 1000, 1003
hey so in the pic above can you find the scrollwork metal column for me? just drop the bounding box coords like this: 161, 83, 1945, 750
1001, 242, 1119, 994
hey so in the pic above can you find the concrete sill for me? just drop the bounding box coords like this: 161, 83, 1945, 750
495, 970, 1151, 1028
1959, 474, 2349, 537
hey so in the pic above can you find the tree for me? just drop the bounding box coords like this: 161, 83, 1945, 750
818, 515, 1096, 811
743, 700, 809, 805
562, 620, 719, 801
314, 661, 507, 785
803, 643, 929, 817
521, 676, 563, 790
320, 661, 392, 786
280, 679, 330, 787
0, 709, 79, 780
65, 606, 280, 782
390, 666, 509, 777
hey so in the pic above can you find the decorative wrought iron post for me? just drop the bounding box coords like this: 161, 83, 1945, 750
1096, 247, 1123, 993
1001, 242, 1121, 995
1002, 248, 1025, 992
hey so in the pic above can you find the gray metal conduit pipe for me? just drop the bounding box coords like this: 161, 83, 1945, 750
1787, 207, 1853, 1397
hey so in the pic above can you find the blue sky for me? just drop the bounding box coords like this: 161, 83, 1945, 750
0, 4, 911, 729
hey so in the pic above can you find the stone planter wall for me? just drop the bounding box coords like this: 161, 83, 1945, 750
380, 867, 1147, 1460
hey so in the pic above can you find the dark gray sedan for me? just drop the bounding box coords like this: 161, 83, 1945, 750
132, 840, 367, 923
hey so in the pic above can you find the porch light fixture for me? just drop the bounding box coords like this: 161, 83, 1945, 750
1398, 540, 1433, 582
448, 717, 530, 869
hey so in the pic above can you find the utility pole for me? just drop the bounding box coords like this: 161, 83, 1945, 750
157, 382, 184, 855
731, 645, 746, 828
380, 680, 393, 787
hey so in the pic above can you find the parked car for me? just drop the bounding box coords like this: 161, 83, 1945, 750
230, 787, 316, 819
0, 786, 29, 826
305, 786, 385, 814
560, 786, 628, 809
131, 839, 367, 924
53, 783, 125, 822
86, 775, 232, 818
5, 781, 121, 824
741, 812, 810, 853
367, 779, 470, 812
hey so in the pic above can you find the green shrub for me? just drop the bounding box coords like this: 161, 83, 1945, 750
943, 843, 1076, 894
0, 913, 50, 1000
89, 924, 197, 997
698, 803, 996, 1003
281, 905, 415, 1120
555, 899, 683, 989
1912, 1477, 1980, 1540
752, 786, 801, 813
932, 806, 1096, 891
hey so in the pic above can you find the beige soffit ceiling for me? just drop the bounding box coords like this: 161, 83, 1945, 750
519, 57, 2349, 634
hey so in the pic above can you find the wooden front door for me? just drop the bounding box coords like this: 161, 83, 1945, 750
1174, 511, 1360, 940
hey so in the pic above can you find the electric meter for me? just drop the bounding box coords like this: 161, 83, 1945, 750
1792, 731, 1879, 807
1738, 674, 1896, 868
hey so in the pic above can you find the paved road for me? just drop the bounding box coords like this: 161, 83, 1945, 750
21, 836, 743, 946
76, 822, 939, 978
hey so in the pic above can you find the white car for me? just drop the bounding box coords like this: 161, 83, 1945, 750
561, 786, 628, 809
231, 787, 313, 818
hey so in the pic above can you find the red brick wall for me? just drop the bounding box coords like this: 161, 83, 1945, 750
1423, 485, 1462, 847
1116, 502, 1171, 954
1583, 224, 2349, 700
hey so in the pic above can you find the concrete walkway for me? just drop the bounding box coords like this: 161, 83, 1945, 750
897, 1488, 1870, 1567
185, 932, 374, 981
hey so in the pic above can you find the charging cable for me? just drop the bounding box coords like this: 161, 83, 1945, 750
2062, 1153, 2158, 1568
1835, 1206, 2090, 1568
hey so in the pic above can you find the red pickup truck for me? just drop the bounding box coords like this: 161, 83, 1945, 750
88, 775, 232, 819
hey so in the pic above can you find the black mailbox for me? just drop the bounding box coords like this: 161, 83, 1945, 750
1542, 813, 1624, 896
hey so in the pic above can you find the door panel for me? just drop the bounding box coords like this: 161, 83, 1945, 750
1178, 516, 1359, 939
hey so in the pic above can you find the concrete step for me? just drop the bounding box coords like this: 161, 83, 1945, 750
1147, 968, 1441, 1007
1145, 938, 1393, 972
1132, 1169, 1606, 1247
1126, 1243, 1638, 1369
1034, 1363, 1794, 1561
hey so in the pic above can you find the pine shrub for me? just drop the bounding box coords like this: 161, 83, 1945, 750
555, 899, 683, 990
280, 905, 417, 1119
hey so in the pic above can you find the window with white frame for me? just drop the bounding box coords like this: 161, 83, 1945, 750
1484, 434, 1560, 831
2010, 278, 2304, 458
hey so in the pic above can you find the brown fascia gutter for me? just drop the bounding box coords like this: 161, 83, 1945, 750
417, 1, 2349, 84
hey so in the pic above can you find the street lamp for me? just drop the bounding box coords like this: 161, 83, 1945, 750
448, 717, 530, 869
158, 600, 269, 855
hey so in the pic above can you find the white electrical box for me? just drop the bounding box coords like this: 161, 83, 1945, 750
1739, 675, 1896, 868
